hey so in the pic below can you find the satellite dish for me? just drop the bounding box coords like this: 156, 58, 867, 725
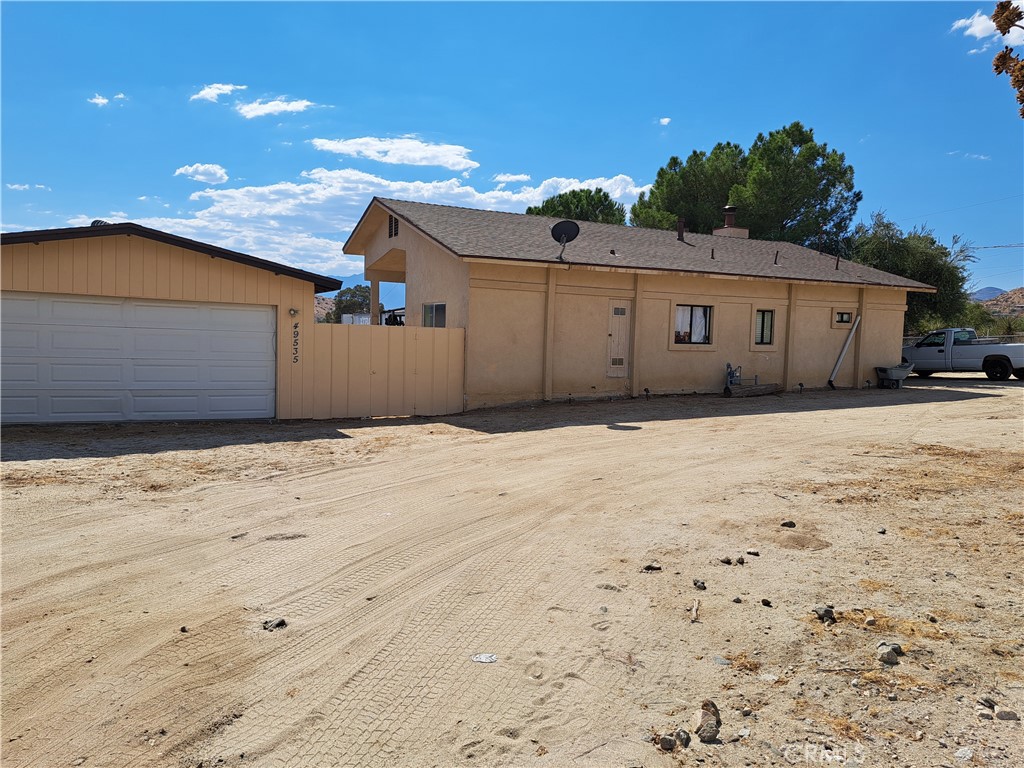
551, 220, 579, 262
550, 220, 579, 245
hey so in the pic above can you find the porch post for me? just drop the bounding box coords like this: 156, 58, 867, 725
853, 287, 867, 387
370, 279, 380, 325
630, 272, 642, 397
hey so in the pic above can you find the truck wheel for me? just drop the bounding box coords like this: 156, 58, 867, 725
983, 359, 1012, 381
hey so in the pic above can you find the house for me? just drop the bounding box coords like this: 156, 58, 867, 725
1, 221, 341, 423
344, 198, 935, 410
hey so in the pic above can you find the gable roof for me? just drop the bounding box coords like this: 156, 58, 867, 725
348, 198, 934, 292
1, 222, 343, 293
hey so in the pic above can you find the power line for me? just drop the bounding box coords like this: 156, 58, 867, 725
972, 244, 1023, 249
897, 193, 1024, 223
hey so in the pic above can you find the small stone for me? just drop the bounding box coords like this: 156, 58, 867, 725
745, 550, 760, 556
690, 699, 722, 744
812, 606, 836, 624
974, 600, 986, 609
877, 646, 899, 665
977, 709, 994, 720
741, 707, 752, 717
720, 557, 733, 565
927, 613, 939, 623
674, 729, 691, 748
865, 616, 877, 626
737, 727, 750, 738
851, 678, 861, 688
642, 562, 663, 572
693, 579, 706, 590
761, 599, 773, 607
73, 760, 86, 767
878, 527, 886, 535
262, 618, 287, 631
878, 641, 904, 656
995, 710, 1020, 721
180, 626, 188, 633
913, 731, 924, 742
887, 693, 898, 701
713, 656, 732, 666
781, 520, 796, 528
736, 556, 745, 565
658, 734, 676, 751
732, 597, 742, 604
954, 747, 973, 761
599, 606, 608, 613
977, 696, 997, 710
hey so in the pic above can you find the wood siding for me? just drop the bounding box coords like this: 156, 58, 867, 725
311, 325, 464, 418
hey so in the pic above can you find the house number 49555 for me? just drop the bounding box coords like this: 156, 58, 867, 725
292, 322, 300, 363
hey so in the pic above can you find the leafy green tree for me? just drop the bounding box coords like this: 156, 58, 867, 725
325, 285, 371, 323
851, 213, 975, 334
631, 123, 861, 255
630, 142, 747, 232
526, 187, 626, 225
729, 122, 862, 255
991, 1, 1024, 118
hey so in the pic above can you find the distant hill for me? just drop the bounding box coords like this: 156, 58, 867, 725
981, 287, 1024, 317
971, 286, 1007, 301
313, 273, 406, 322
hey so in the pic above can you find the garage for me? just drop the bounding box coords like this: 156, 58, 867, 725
1, 221, 341, 424
2, 292, 277, 423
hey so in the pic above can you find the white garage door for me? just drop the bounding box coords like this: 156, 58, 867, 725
1, 292, 277, 423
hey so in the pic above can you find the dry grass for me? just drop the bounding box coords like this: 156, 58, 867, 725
834, 610, 948, 640
860, 669, 945, 693
856, 579, 891, 593
724, 651, 762, 673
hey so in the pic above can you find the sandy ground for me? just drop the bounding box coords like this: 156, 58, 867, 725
2, 375, 1022, 768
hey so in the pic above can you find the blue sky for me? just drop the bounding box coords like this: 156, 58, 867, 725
3, 1, 1023, 305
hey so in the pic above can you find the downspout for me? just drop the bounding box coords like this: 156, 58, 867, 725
542, 267, 557, 401
828, 315, 861, 390
629, 273, 642, 397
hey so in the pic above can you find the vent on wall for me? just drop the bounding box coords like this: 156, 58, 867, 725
610, 357, 625, 367
613, 307, 627, 316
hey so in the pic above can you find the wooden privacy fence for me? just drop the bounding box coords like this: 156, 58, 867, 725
309, 325, 464, 419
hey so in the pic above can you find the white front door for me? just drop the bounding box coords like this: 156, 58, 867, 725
1, 292, 277, 423
607, 299, 631, 378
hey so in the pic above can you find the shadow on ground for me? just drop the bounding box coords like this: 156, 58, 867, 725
2, 376, 1015, 462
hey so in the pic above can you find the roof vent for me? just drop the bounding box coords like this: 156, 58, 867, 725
712, 205, 749, 239
91, 219, 111, 226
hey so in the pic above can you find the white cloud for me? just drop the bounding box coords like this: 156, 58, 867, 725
952, 3, 1024, 47
964, 153, 991, 161
87, 94, 109, 107
492, 173, 531, 183
6, 183, 30, 191
236, 98, 314, 118
114, 93, 126, 100
174, 163, 230, 184
311, 136, 480, 172
191, 83, 248, 102
658, 117, 671, 126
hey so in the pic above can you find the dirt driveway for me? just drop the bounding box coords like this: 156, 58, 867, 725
2, 377, 1022, 767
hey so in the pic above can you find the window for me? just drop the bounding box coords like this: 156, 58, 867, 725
612, 306, 627, 316
674, 305, 712, 344
422, 302, 446, 328
919, 332, 945, 348
835, 311, 853, 324
755, 309, 774, 345
388, 214, 399, 238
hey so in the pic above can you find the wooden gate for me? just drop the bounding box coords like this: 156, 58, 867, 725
310, 325, 464, 419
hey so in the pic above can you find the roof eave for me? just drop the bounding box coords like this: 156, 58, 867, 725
2, 223, 342, 293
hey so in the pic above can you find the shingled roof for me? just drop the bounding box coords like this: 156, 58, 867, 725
350, 198, 934, 292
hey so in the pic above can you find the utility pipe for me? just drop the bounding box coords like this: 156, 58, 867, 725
828, 315, 861, 390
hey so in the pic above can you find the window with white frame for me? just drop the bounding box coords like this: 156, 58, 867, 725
755, 309, 774, 345
422, 302, 446, 328
674, 304, 712, 345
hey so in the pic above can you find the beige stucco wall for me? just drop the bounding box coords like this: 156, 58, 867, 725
462, 260, 909, 409
1, 236, 318, 419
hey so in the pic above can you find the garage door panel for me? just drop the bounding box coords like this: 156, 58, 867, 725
51, 329, 128, 356
51, 362, 127, 385
50, 297, 124, 324
207, 392, 276, 417
3, 328, 40, 350
51, 394, 126, 417
2, 292, 276, 423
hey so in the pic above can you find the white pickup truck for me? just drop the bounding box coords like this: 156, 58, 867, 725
901, 328, 1024, 381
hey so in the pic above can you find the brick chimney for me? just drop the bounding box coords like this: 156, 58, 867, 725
713, 205, 749, 239
676, 217, 687, 241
